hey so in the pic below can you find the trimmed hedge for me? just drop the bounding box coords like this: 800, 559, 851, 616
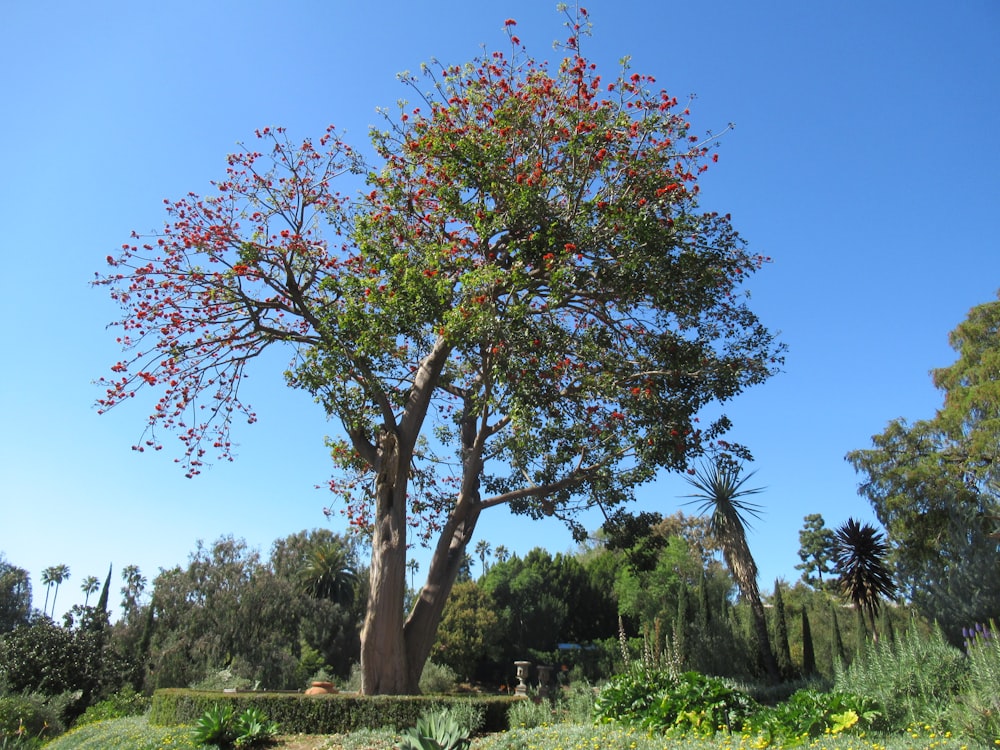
150, 689, 517, 734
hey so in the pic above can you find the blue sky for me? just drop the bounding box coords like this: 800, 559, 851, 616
1, 0, 998, 622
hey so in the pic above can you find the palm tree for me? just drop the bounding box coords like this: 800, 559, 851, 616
80, 575, 100, 606
40, 566, 57, 617
475, 539, 492, 578
48, 564, 70, 618
493, 545, 510, 564
120, 565, 148, 622
298, 541, 358, 605
832, 518, 896, 640
685, 459, 780, 682
406, 559, 420, 590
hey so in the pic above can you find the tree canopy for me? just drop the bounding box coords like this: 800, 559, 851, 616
96, 9, 783, 693
847, 292, 1000, 641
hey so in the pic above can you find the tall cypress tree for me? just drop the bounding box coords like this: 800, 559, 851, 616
831, 603, 846, 669
772, 580, 794, 679
674, 581, 690, 668
88, 564, 113, 632
801, 607, 816, 675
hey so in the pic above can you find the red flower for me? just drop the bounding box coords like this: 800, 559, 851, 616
504, 18, 517, 26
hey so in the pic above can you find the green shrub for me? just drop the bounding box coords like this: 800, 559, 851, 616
950, 620, 1000, 745
506, 698, 553, 730
0, 695, 62, 743
553, 680, 596, 724
419, 662, 458, 694
834, 620, 967, 732
73, 687, 150, 727
595, 667, 756, 737
746, 689, 882, 746
396, 709, 471, 750
151, 688, 516, 734
190, 667, 255, 692
592, 665, 677, 725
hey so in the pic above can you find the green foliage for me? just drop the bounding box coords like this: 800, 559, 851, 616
800, 608, 816, 676
191, 703, 234, 746
795, 514, 835, 589
770, 581, 795, 679
505, 698, 551, 731
0, 556, 31, 635
151, 688, 515, 735
417, 662, 458, 695
396, 709, 471, 750
431, 582, 500, 680
0, 618, 132, 707
847, 293, 1000, 643
0, 695, 62, 743
231, 707, 279, 748
949, 621, 1000, 745
746, 689, 882, 746
44, 715, 202, 750
73, 687, 150, 726
191, 704, 278, 749
145, 531, 364, 692
595, 667, 756, 737
834, 620, 967, 732
189, 668, 255, 692
147, 536, 305, 690
481, 549, 616, 671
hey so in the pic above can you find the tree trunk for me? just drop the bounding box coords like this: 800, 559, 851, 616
748, 594, 781, 683
403, 498, 482, 687
360, 430, 411, 694
358, 377, 484, 695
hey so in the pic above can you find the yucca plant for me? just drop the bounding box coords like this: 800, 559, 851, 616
396, 710, 471, 750
684, 458, 780, 682
832, 518, 896, 638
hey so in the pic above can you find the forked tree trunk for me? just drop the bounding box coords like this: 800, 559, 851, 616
359, 396, 484, 695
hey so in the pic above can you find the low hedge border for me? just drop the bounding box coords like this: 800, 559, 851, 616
150, 688, 518, 734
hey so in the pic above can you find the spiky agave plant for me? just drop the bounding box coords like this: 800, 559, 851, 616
832, 518, 896, 638
684, 458, 780, 682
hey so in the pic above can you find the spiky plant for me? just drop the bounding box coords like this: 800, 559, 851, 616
685, 458, 780, 682
832, 518, 896, 637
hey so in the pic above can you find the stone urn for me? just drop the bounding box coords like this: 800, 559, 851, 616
305, 681, 337, 695
514, 661, 532, 696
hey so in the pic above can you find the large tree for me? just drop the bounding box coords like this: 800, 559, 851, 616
96, 10, 783, 693
0, 555, 32, 633
795, 513, 835, 589
847, 293, 1000, 641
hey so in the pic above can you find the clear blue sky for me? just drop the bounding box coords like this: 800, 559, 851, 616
1, 0, 998, 622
